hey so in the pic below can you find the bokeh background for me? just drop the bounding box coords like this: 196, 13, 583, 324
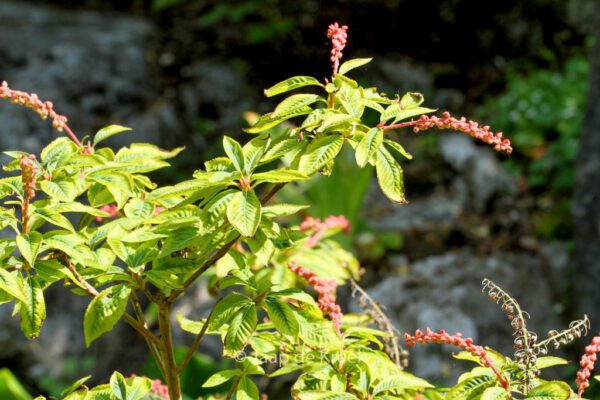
1, 0, 599, 398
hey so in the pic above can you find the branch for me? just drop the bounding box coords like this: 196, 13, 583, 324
176, 297, 223, 373
57, 252, 160, 345
167, 182, 286, 303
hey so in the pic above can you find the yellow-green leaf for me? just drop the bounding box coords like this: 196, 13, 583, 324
226, 191, 262, 237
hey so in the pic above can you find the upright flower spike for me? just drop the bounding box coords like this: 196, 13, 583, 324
289, 262, 343, 334
0, 81, 83, 147
20, 154, 38, 234
576, 335, 600, 398
327, 22, 348, 76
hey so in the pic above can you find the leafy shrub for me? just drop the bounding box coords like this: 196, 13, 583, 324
1, 21, 596, 400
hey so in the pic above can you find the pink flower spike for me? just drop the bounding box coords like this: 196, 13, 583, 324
300, 214, 351, 249
327, 22, 348, 76
289, 262, 343, 334
404, 328, 511, 393
576, 334, 600, 398
0, 81, 82, 147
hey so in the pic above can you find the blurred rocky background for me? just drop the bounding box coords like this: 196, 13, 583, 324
0, 0, 598, 398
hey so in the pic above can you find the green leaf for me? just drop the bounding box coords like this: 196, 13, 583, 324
400, 92, 425, 108
298, 392, 357, 400
225, 304, 257, 354
298, 135, 344, 175
19, 276, 46, 339
384, 139, 413, 160
0, 368, 34, 400
481, 387, 511, 400
264, 76, 323, 97
245, 107, 313, 134
243, 136, 270, 173
33, 208, 74, 232
317, 113, 358, 133
84, 284, 131, 347
265, 297, 299, 336
93, 125, 132, 146
209, 293, 253, 330
445, 374, 494, 400
0, 269, 27, 303
226, 191, 262, 237
536, 356, 569, 369
40, 180, 78, 202
237, 376, 259, 400
223, 136, 245, 173
60, 375, 92, 397
109, 372, 151, 400
203, 370, 239, 388
252, 169, 309, 184
355, 127, 383, 168
526, 381, 572, 399
123, 199, 153, 218
338, 57, 373, 75
262, 203, 309, 217
16, 232, 42, 267
375, 147, 405, 203
373, 373, 433, 394
271, 94, 324, 119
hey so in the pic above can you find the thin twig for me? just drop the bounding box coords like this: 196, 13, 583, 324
131, 291, 166, 377
350, 279, 407, 368
177, 297, 223, 374
57, 251, 160, 345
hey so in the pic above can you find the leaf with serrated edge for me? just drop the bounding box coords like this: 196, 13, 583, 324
223, 136, 245, 173
225, 304, 257, 354
265, 298, 299, 336
252, 169, 309, 184
93, 125, 132, 146
298, 135, 344, 175
16, 232, 42, 267
84, 284, 131, 347
226, 191, 262, 237
271, 94, 324, 119
264, 76, 322, 97
375, 147, 405, 203
338, 57, 373, 75
19, 276, 46, 339
355, 127, 383, 167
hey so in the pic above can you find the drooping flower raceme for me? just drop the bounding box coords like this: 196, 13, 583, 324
413, 112, 513, 154
327, 22, 348, 76
0, 81, 82, 147
289, 262, 343, 334
404, 328, 510, 391
576, 335, 600, 398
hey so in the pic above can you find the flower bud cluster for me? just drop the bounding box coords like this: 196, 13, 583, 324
1, 81, 69, 132
289, 262, 343, 334
576, 335, 600, 397
20, 154, 38, 200
404, 328, 509, 389
414, 112, 513, 154
96, 204, 120, 222
327, 22, 348, 75
300, 215, 350, 249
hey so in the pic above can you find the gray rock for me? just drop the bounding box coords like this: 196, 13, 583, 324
438, 133, 515, 211
349, 250, 569, 382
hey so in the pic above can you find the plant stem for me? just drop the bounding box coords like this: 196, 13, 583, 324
177, 297, 221, 374
168, 182, 285, 302
157, 300, 182, 400
131, 292, 167, 378
378, 120, 419, 131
